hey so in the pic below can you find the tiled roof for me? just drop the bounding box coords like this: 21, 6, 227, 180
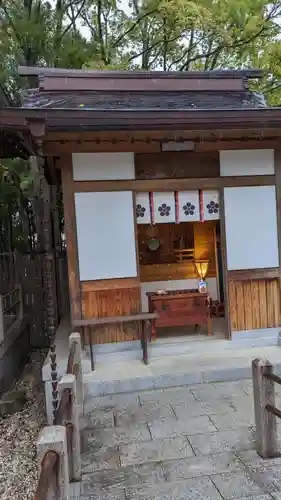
21, 89, 266, 110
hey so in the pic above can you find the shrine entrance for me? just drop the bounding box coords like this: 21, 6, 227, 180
135, 190, 227, 340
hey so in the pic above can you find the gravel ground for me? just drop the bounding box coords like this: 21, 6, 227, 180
0, 349, 47, 500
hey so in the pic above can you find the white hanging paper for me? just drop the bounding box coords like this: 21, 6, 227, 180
178, 191, 200, 222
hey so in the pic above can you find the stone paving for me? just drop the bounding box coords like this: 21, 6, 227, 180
73, 379, 281, 499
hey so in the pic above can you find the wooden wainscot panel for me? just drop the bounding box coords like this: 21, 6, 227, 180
228, 276, 281, 331
81, 278, 141, 343
135, 151, 220, 179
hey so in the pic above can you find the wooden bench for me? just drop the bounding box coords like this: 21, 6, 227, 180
73, 312, 159, 370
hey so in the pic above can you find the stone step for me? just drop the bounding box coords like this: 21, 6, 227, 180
82, 345, 281, 397
84, 330, 279, 365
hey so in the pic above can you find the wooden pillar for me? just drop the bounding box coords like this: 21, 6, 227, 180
274, 149, 281, 315
219, 188, 231, 339
252, 358, 278, 458
60, 156, 82, 323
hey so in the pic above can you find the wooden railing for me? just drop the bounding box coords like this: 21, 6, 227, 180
34, 332, 83, 500
252, 358, 281, 458
0, 285, 23, 342
34, 451, 59, 500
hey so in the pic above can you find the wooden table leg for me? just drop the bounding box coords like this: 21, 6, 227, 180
88, 326, 95, 370
151, 317, 157, 341
207, 318, 212, 336
141, 321, 148, 365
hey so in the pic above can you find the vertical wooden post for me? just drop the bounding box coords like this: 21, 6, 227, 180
252, 358, 278, 458
274, 150, 281, 322
17, 284, 24, 321
219, 188, 231, 339
0, 294, 4, 343
60, 156, 82, 323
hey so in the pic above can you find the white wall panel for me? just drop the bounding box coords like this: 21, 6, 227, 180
141, 278, 218, 312
224, 186, 278, 270
220, 149, 274, 176
75, 191, 137, 280
72, 152, 135, 180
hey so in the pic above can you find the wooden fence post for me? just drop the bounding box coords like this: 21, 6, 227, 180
0, 295, 4, 343
252, 358, 278, 458
59, 374, 81, 482
69, 332, 84, 417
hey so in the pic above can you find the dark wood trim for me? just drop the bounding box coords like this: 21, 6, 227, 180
81, 277, 140, 292
219, 188, 231, 340
72, 175, 275, 193
5, 107, 281, 133
44, 142, 161, 155
43, 139, 281, 156
275, 149, 281, 309
228, 268, 280, 281
132, 192, 141, 279
60, 155, 82, 321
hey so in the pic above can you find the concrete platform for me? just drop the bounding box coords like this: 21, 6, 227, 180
83, 345, 281, 397
42, 316, 281, 419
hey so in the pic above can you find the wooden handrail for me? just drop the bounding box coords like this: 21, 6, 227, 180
53, 388, 71, 425
34, 450, 58, 500
66, 341, 76, 374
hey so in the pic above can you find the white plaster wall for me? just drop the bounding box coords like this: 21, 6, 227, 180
72, 152, 135, 180
75, 191, 137, 280
224, 186, 279, 271
220, 149, 274, 176
141, 278, 218, 312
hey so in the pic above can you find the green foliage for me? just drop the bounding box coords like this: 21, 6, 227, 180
2, 0, 281, 98
2, 0, 281, 250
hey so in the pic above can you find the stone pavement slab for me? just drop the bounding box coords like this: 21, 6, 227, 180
81, 462, 165, 494
162, 452, 245, 481
237, 450, 281, 468
172, 399, 235, 419
116, 403, 175, 426
125, 476, 222, 500
119, 436, 194, 467
209, 411, 255, 430
85, 423, 151, 446
213, 379, 253, 396
210, 470, 265, 498
81, 438, 120, 472
81, 378, 281, 499
86, 407, 115, 428
249, 465, 281, 493
148, 415, 217, 439
187, 428, 256, 455
84, 393, 140, 412
190, 382, 248, 401
138, 387, 196, 406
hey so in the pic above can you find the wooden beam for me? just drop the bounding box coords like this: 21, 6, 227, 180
43, 139, 281, 156
228, 268, 280, 281
60, 155, 82, 321
81, 277, 140, 292
219, 188, 231, 340
71, 175, 275, 193
274, 149, 281, 314
44, 141, 161, 155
